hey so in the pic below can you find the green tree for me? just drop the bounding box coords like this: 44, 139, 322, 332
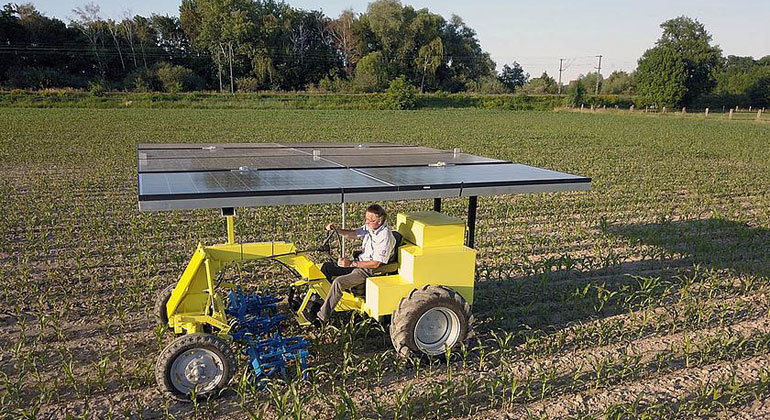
578, 72, 602, 95
498, 61, 528, 92
180, 0, 255, 92
640, 16, 722, 105
353, 51, 388, 92
416, 37, 442, 92
70, 3, 105, 75
747, 76, 770, 108
566, 79, 586, 107
714, 55, 770, 97
636, 45, 687, 107
366, 0, 404, 61
441, 15, 495, 91
328, 9, 357, 75
521, 71, 557, 94
601, 70, 635, 95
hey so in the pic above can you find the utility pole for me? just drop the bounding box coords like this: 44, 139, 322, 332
594, 55, 603, 95
558, 58, 564, 94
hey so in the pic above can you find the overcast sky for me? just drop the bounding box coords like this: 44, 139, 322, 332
29, 0, 770, 82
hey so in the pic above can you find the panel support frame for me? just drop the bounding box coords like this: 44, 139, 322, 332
466, 196, 477, 248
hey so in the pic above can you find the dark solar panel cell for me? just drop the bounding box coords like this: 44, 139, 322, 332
326, 153, 504, 168
137, 142, 283, 150
138, 156, 340, 172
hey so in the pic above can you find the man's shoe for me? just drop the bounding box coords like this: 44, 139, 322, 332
313, 315, 327, 328
303, 305, 326, 328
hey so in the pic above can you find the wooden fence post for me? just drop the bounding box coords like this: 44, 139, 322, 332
705, 108, 709, 117
729, 109, 734, 120
682, 107, 686, 114
758, 109, 763, 121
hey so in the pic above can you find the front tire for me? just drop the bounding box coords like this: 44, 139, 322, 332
155, 333, 237, 401
389, 285, 472, 357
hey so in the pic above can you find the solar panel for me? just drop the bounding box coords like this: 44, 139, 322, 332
137, 142, 284, 150
278, 142, 411, 148
287, 146, 442, 156
139, 168, 394, 210
324, 153, 504, 168
137, 142, 591, 211
138, 155, 340, 172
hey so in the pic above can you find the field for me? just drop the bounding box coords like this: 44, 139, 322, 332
2, 108, 770, 419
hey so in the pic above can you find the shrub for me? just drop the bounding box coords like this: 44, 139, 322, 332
155, 63, 203, 93
318, 74, 352, 93
5, 66, 75, 89
384, 76, 417, 110
236, 77, 261, 92
468, 76, 508, 94
88, 80, 108, 96
566, 80, 586, 107
123, 68, 156, 92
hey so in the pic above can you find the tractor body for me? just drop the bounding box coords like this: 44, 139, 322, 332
164, 211, 475, 333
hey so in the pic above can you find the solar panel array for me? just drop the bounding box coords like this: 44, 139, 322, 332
137, 142, 591, 211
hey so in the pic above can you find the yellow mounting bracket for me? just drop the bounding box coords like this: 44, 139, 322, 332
223, 208, 236, 245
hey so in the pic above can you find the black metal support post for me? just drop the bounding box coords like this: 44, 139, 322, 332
433, 198, 442, 212
466, 196, 477, 248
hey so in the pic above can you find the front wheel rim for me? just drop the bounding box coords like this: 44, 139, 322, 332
169, 348, 225, 395
414, 307, 461, 355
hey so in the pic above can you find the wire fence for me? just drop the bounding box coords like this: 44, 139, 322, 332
574, 104, 769, 122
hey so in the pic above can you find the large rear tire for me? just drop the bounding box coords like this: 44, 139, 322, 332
389, 285, 472, 357
155, 333, 237, 401
155, 283, 176, 328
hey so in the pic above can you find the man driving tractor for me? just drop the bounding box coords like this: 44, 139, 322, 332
308, 204, 396, 324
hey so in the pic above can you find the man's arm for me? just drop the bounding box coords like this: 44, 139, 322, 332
325, 223, 358, 240
338, 258, 381, 269
351, 259, 381, 269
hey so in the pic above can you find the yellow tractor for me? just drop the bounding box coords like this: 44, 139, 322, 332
153, 209, 476, 399
138, 141, 590, 399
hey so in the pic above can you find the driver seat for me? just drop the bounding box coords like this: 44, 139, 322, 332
349, 231, 402, 297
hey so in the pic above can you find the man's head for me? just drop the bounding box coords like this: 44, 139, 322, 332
364, 204, 386, 230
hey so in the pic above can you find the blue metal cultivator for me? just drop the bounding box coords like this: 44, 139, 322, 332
226, 287, 310, 384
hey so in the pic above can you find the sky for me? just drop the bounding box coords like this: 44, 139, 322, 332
29, 0, 770, 82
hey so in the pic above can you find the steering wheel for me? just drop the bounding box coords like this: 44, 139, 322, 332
317, 228, 341, 262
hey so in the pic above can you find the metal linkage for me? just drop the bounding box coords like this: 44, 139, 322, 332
226, 287, 282, 325
246, 335, 311, 379
225, 287, 310, 384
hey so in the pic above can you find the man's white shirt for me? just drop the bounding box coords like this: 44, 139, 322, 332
355, 223, 396, 264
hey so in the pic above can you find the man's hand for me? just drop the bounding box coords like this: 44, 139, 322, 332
338, 257, 352, 267
325, 222, 337, 232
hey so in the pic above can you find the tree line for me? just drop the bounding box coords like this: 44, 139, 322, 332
563, 17, 770, 108
0, 0, 498, 93
1, 3, 768, 108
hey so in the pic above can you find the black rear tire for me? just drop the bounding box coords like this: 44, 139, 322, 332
389, 285, 472, 358
155, 283, 176, 328
155, 333, 237, 401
